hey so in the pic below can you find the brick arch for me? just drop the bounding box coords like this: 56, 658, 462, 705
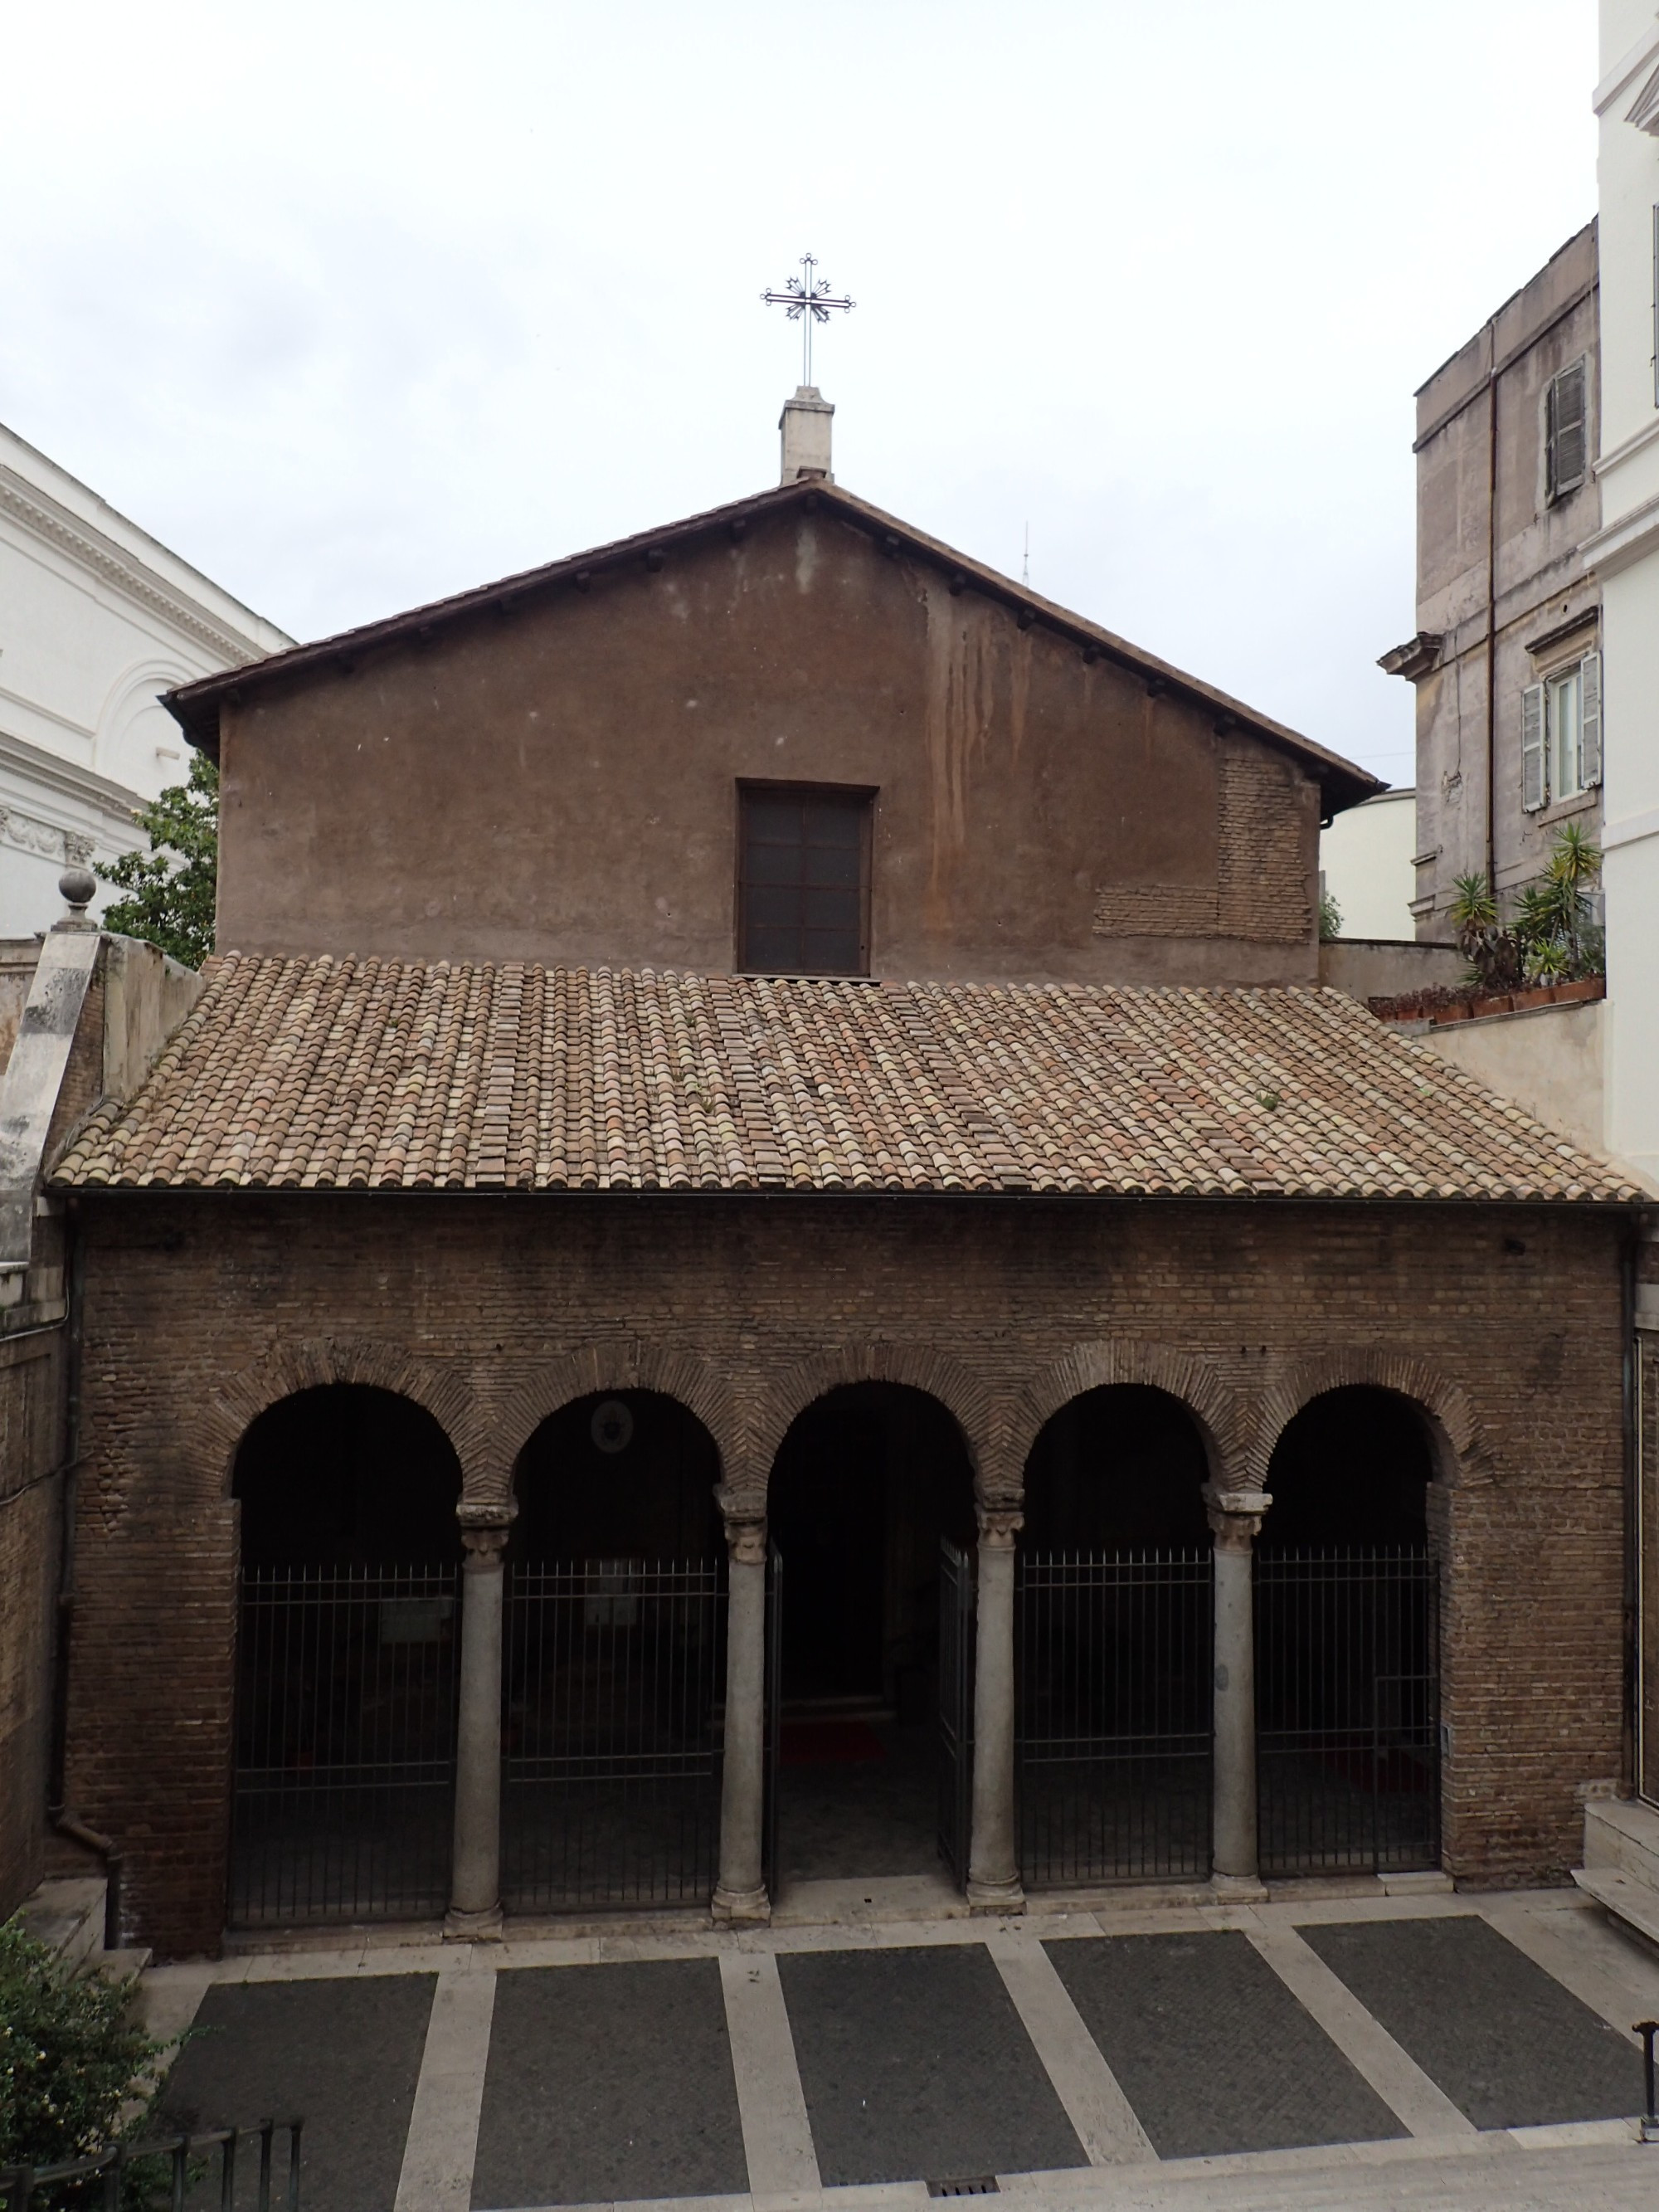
196, 1337, 481, 1493
742, 1343, 1000, 1512
1254, 1352, 1491, 1490
1010, 1341, 1251, 1491
488, 1345, 737, 1504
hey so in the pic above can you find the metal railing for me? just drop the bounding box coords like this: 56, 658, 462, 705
231, 1567, 458, 1926
1016, 1549, 1214, 1887
937, 1539, 974, 1884
501, 1560, 726, 1910
1255, 1547, 1440, 1875
0, 2117, 300, 2210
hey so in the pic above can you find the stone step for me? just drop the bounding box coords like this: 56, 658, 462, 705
1584, 1797, 1659, 1888
96, 1946, 153, 1980
1573, 1864, 1659, 1951
13, 1875, 108, 1974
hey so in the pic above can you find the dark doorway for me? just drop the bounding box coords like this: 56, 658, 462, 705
766, 1385, 975, 1890
504, 1392, 725, 1911
1258, 1387, 1439, 1873
1017, 1386, 1214, 1887
229, 1386, 464, 1927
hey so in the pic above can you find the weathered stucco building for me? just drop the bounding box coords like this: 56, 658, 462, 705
4, 448, 1640, 1957
1383, 222, 1602, 937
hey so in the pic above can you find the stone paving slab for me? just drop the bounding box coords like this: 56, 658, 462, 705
471, 1959, 748, 2210
1044, 1931, 1404, 2160
776, 1943, 1087, 2187
1297, 1913, 1648, 2130
155, 1972, 435, 2212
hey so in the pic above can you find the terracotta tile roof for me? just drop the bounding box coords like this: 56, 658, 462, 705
51, 954, 1638, 1203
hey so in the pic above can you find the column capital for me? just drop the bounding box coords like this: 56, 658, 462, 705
1202, 1483, 1271, 1550
976, 1503, 1024, 1551
458, 1499, 515, 1562
724, 1515, 767, 1566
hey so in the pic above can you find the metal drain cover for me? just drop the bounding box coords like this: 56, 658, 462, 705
927, 2180, 1000, 2198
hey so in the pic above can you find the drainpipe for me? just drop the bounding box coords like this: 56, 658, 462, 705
1485, 368, 1498, 896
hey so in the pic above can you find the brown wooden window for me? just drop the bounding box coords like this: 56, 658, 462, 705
738, 784, 872, 975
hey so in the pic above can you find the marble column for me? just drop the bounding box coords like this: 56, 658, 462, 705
713, 1514, 770, 1922
445, 1504, 514, 1939
967, 1503, 1024, 1913
1203, 1482, 1271, 1894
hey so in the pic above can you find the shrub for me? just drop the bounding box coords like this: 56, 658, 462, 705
0, 1918, 178, 2204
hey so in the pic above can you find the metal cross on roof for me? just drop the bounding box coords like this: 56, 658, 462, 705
761, 254, 854, 388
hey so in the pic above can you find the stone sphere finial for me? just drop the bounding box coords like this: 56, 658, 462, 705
59, 865, 96, 914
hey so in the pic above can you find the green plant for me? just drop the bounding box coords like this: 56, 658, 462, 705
1447, 871, 1523, 993
1317, 889, 1342, 943
1447, 826, 1606, 995
1542, 819, 1602, 975
95, 753, 218, 971
0, 1917, 178, 2204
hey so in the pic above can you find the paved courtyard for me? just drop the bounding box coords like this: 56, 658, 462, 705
139, 1883, 1659, 2211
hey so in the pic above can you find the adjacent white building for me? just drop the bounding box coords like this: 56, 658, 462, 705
1318, 787, 1416, 942
0, 422, 291, 938
1589, 7, 1659, 1186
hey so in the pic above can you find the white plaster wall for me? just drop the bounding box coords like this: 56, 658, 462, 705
1594, 2, 1659, 1183
1318, 790, 1416, 941
1423, 998, 1608, 1159
0, 421, 291, 941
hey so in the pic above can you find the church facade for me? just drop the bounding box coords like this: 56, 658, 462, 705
36, 471, 1637, 1958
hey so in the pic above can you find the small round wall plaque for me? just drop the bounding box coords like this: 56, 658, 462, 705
591, 1398, 635, 1454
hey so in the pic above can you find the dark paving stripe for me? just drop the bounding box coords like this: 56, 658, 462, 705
470, 1958, 747, 2209
1299, 1914, 1647, 2129
777, 1942, 1085, 2186
1045, 1930, 1404, 2159
156, 1974, 435, 2212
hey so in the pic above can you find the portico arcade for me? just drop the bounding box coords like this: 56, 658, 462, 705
212, 1346, 1456, 1939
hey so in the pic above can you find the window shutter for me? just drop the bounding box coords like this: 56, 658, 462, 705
1579, 651, 1603, 787
1521, 682, 1546, 811
1548, 362, 1588, 499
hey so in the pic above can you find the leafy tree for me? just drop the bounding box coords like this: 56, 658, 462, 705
1317, 889, 1342, 943
95, 754, 217, 970
0, 1917, 180, 2202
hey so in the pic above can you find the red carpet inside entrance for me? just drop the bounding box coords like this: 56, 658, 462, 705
780, 1718, 888, 1765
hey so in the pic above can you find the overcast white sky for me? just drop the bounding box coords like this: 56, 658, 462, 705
1, 1, 1598, 786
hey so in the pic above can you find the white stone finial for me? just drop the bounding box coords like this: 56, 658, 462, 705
780, 387, 834, 484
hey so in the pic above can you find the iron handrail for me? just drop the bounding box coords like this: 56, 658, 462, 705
0, 2116, 301, 2210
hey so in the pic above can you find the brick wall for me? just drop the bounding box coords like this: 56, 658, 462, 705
0, 1312, 67, 1922
1093, 744, 1315, 945
63, 1190, 1626, 1955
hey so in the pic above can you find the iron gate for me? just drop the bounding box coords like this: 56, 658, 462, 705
231, 1565, 459, 1926
500, 1559, 726, 1910
1015, 1549, 1214, 1887
937, 1537, 974, 1883
1255, 1547, 1440, 1875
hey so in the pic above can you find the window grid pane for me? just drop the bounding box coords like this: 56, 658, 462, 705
741, 791, 868, 974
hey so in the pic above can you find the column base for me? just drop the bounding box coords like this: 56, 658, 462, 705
444, 1903, 504, 1942
966, 1875, 1026, 1915
1209, 1871, 1268, 1903
711, 1883, 771, 1925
